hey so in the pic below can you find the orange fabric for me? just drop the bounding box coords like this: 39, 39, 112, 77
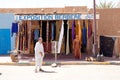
78, 20, 82, 44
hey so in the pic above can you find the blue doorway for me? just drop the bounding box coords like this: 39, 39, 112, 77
0, 29, 11, 55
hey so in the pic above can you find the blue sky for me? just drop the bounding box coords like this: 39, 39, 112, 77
0, 0, 120, 8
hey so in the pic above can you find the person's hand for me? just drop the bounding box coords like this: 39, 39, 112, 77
40, 52, 43, 56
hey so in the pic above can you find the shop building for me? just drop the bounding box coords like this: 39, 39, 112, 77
1, 6, 120, 59
0, 6, 99, 59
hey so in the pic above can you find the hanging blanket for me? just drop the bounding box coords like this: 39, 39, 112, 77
100, 36, 115, 57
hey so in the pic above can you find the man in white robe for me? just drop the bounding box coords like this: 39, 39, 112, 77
34, 37, 44, 73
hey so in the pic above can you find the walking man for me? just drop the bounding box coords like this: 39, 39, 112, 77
34, 37, 45, 73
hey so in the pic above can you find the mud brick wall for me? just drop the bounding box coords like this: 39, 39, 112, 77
97, 9, 120, 36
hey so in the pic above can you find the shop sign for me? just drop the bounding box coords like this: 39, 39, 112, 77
14, 14, 99, 20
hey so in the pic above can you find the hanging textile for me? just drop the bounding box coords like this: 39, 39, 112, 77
51, 21, 56, 41
81, 21, 87, 52
40, 21, 42, 37
100, 36, 115, 57
24, 22, 28, 49
46, 21, 49, 52
56, 21, 61, 41
11, 33, 16, 50
66, 21, 70, 55
75, 22, 79, 35
34, 29, 40, 40
11, 22, 18, 36
113, 37, 120, 57
54, 22, 56, 40
58, 21, 64, 53
19, 24, 23, 51
33, 29, 40, 48
22, 23, 25, 51
82, 21, 87, 46
78, 20, 82, 44
88, 20, 93, 39
31, 30, 34, 54
113, 38, 118, 57
27, 21, 32, 54
42, 21, 47, 42
64, 20, 68, 53
69, 28, 72, 53
86, 20, 93, 54
72, 20, 75, 40
52, 23, 54, 41
118, 38, 120, 57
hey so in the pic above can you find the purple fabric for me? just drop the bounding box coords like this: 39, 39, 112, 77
72, 20, 75, 40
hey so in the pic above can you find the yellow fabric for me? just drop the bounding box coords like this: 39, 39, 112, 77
78, 20, 82, 45
75, 21, 79, 35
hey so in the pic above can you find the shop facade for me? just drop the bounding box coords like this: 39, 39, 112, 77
14, 14, 99, 56
0, 6, 100, 58
0, 7, 120, 58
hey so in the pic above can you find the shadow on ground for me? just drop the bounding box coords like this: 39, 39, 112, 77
39, 70, 57, 73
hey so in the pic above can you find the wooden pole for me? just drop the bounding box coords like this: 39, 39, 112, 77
93, 0, 97, 56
